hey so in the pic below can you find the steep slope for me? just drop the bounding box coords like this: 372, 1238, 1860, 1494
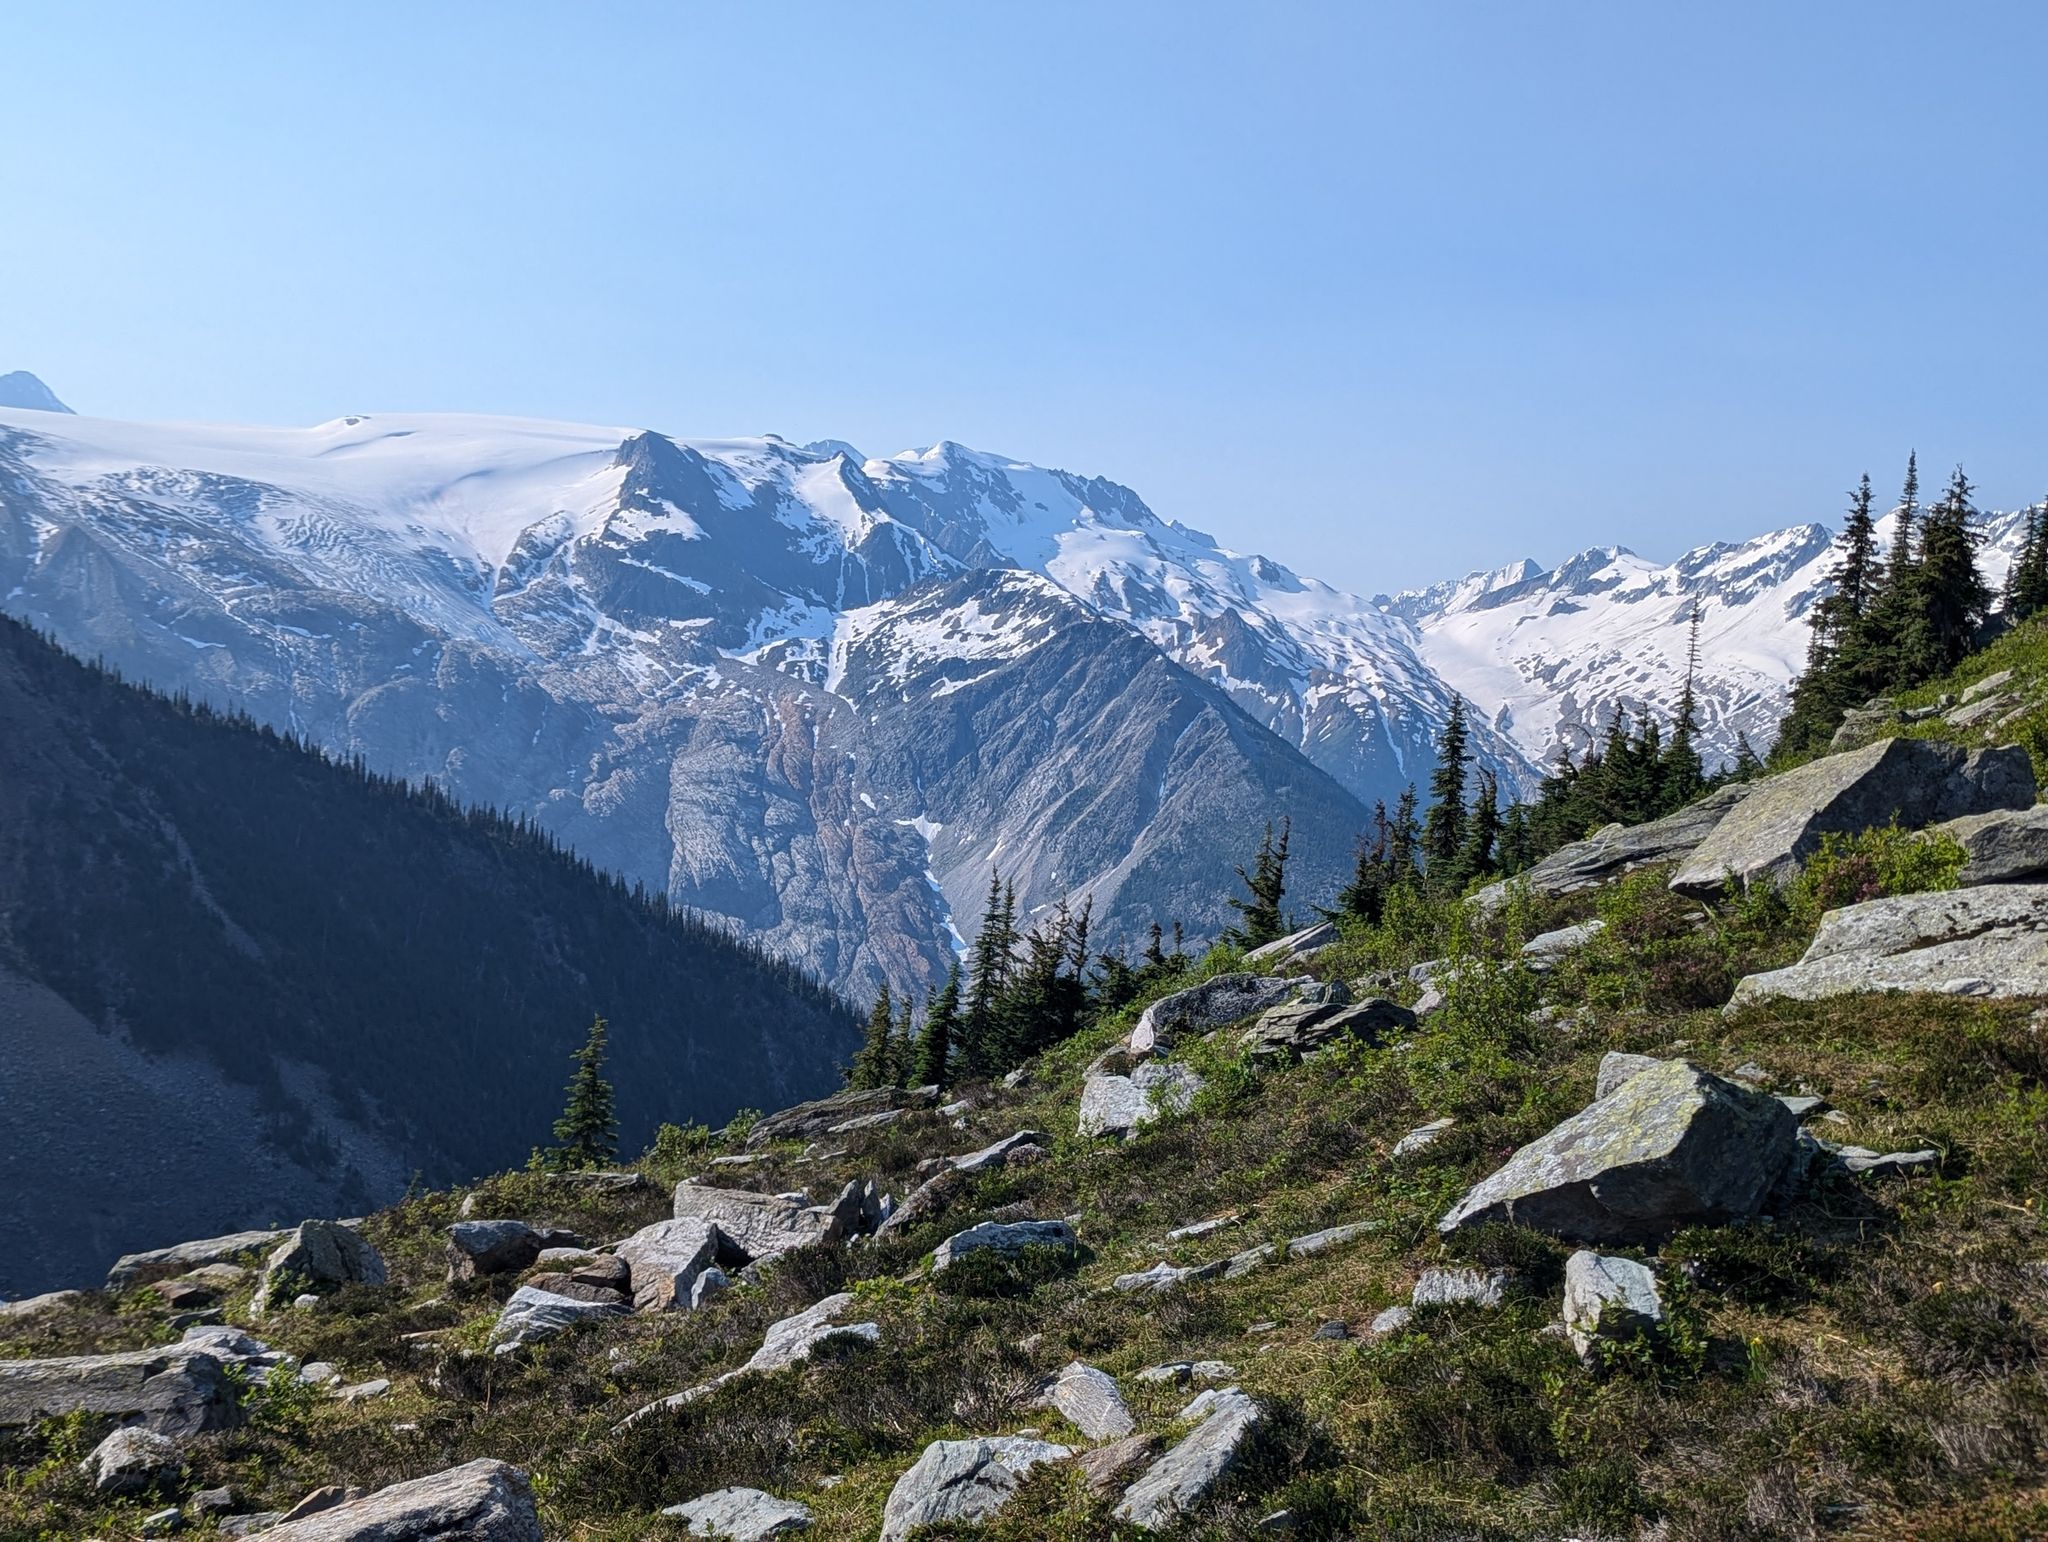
0, 614, 856, 1295
1389, 511, 2029, 769
0, 370, 70, 413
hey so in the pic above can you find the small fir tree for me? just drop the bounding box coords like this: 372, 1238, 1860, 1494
912, 963, 962, 1088
551, 1014, 619, 1170
1421, 696, 1471, 875
848, 984, 898, 1089
1225, 818, 1291, 949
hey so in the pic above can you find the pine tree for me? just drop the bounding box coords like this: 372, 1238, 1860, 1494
1328, 801, 1393, 924
1662, 601, 1707, 805
1831, 474, 1880, 634
1388, 785, 1421, 887
1458, 769, 1502, 880
911, 964, 962, 1087
848, 984, 898, 1089
550, 1014, 618, 1169
1860, 452, 1923, 686
959, 874, 1015, 1080
1421, 696, 1471, 877
1913, 465, 1989, 676
1225, 818, 1291, 949
1498, 800, 1534, 875
891, 994, 917, 1088
2007, 500, 2048, 623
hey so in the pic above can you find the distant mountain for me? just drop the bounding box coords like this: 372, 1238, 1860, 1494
1383, 512, 2030, 770
0, 612, 856, 1295
0, 371, 70, 413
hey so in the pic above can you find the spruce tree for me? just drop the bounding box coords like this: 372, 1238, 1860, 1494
1328, 802, 1393, 924
551, 1014, 619, 1169
1225, 818, 1291, 949
959, 874, 1014, 1080
911, 964, 961, 1087
891, 994, 917, 1087
1831, 474, 1879, 633
2007, 500, 2048, 622
1913, 465, 1989, 676
1457, 769, 1501, 881
1421, 696, 1471, 876
1388, 785, 1421, 887
848, 984, 897, 1089
1662, 602, 1707, 805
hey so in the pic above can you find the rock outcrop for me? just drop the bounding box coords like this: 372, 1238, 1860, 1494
106, 1230, 291, 1291
489, 1285, 630, 1352
614, 1219, 723, 1312
1937, 804, 2048, 886
1562, 1250, 1665, 1362
1469, 783, 1756, 911
1730, 885, 2048, 1005
661, 1486, 815, 1537
931, 1220, 1080, 1272
672, 1185, 836, 1261
0, 1347, 240, 1436
446, 1221, 548, 1282
260, 1459, 540, 1540
1078, 1061, 1204, 1138
1114, 1387, 1263, 1531
80, 1427, 183, 1496
252, 1221, 386, 1315
1131, 974, 1308, 1056
880, 1437, 1070, 1542
1032, 1362, 1135, 1439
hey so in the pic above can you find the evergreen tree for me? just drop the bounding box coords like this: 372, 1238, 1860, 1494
848, 984, 898, 1089
1328, 801, 1394, 924
1731, 731, 1765, 780
1421, 696, 1471, 876
1458, 769, 1502, 881
1831, 474, 1880, 632
1861, 451, 1923, 685
1498, 801, 1534, 875
2007, 500, 2048, 623
1225, 818, 1292, 948
890, 994, 917, 1087
1912, 465, 1989, 676
1662, 602, 1707, 805
550, 1015, 619, 1169
959, 874, 1014, 1080
911, 964, 962, 1087
1388, 785, 1421, 887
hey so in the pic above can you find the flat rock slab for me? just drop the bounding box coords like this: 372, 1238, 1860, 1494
1241, 998, 1414, 1059
950, 1129, 1047, 1174
1439, 1058, 1797, 1244
1077, 1434, 1163, 1494
1080, 1062, 1205, 1138
932, 1219, 1079, 1271
1469, 782, 1756, 912
1595, 1051, 1666, 1100
1731, 884, 2048, 1005
1131, 974, 1308, 1056
0, 1346, 239, 1436
614, 1218, 722, 1312
260, 1459, 540, 1540
490, 1285, 629, 1353
1669, 737, 2034, 896
618, 1293, 879, 1426
1563, 1250, 1663, 1361
81, 1427, 182, 1496
1391, 1117, 1454, 1157
107, 1229, 290, 1291
1522, 919, 1606, 963
1285, 1220, 1376, 1258
746, 1087, 928, 1148
1411, 1267, 1511, 1308
880, 1437, 1071, 1541
1114, 1388, 1263, 1531
662, 1485, 814, 1537
1034, 1361, 1135, 1439
673, 1184, 836, 1260
1243, 921, 1338, 965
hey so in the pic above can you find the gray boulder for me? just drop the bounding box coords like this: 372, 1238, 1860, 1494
661, 1486, 814, 1538
1033, 1360, 1135, 1439
1243, 921, 1337, 966
618, 1293, 880, 1427
446, 1220, 545, 1282
489, 1285, 630, 1353
1522, 919, 1606, 966
1079, 1062, 1203, 1139
1131, 973, 1309, 1056
614, 1218, 723, 1312
259, 1459, 539, 1540
252, 1221, 385, 1315
1391, 1117, 1454, 1157
880, 1437, 1071, 1541
1470, 783, 1756, 911
81, 1426, 183, 1496
1730, 884, 2048, 1005
1285, 1220, 1376, 1258
0, 1346, 239, 1436
745, 1086, 929, 1148
1114, 1387, 1263, 1531
673, 1185, 835, 1261
0, 1290, 82, 1320
1595, 1051, 1666, 1100
931, 1219, 1079, 1272
1669, 738, 2034, 897
1934, 804, 2048, 886
1439, 1059, 1797, 1243
1240, 998, 1414, 1059
107, 1229, 291, 1291
1562, 1250, 1664, 1362
949, 1130, 1046, 1175
1411, 1267, 1510, 1308
1077, 1434, 1164, 1494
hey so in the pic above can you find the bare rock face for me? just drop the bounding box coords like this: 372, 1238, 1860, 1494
0, 1346, 239, 1437
614, 1218, 723, 1312
745, 1087, 926, 1148
489, 1285, 630, 1352
80, 1427, 183, 1496
446, 1220, 545, 1282
1439, 1059, 1797, 1243
1669, 738, 2035, 897
1730, 884, 2048, 1006
1469, 783, 1756, 912
252, 1221, 386, 1315
1933, 805, 2048, 886
106, 1230, 290, 1292
672, 1185, 836, 1261
259, 1458, 540, 1540
1113, 1388, 1263, 1531
931, 1220, 1080, 1272
1032, 1361, 1135, 1440
880, 1436, 1071, 1542
1078, 1062, 1205, 1139
1243, 921, 1337, 966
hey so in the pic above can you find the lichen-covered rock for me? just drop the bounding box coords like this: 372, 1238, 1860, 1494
489, 1285, 630, 1352
661, 1486, 814, 1537
80, 1426, 183, 1496
107, 1230, 291, 1291
1411, 1267, 1510, 1308
446, 1220, 545, 1282
1731, 884, 2048, 1005
1595, 1051, 1666, 1100
1033, 1360, 1135, 1439
614, 1218, 722, 1312
1130, 973, 1309, 1056
672, 1185, 836, 1261
880, 1437, 1071, 1541
1240, 998, 1414, 1059
259, 1459, 540, 1540
1521, 919, 1606, 965
1563, 1250, 1664, 1361
0, 1346, 240, 1436
1076, 1434, 1163, 1493
1470, 782, 1757, 912
1669, 738, 2035, 896
1079, 1062, 1203, 1138
931, 1219, 1079, 1272
1439, 1059, 1797, 1242
1114, 1387, 1263, 1530
252, 1221, 385, 1315
1937, 803, 2048, 885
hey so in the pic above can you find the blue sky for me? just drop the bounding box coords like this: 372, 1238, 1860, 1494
2, 2, 2043, 592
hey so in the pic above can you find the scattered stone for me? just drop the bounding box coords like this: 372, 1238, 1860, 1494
523, 1252, 632, 1304
1136, 1360, 1235, 1385
1223, 1244, 1275, 1279
828, 1108, 904, 1134
1257, 1509, 1300, 1532
0, 1345, 240, 1436
1411, 1267, 1511, 1309
710, 1153, 765, 1168
1562, 1250, 1664, 1362
1245, 1321, 1277, 1335
446, 1221, 546, 1282
1439, 1059, 1798, 1243
338, 1378, 391, 1402
690, 1267, 732, 1309
551, 1169, 648, 1194
875, 1165, 972, 1237
1002, 1067, 1030, 1089
1469, 782, 1757, 912
1033, 1361, 1135, 1439
1521, 919, 1606, 966
1165, 1214, 1239, 1242
221, 1514, 287, 1537
140, 1506, 184, 1535
1731, 884, 2048, 1004
619, 1293, 882, 1426
1367, 1305, 1413, 1337
1392, 1117, 1455, 1156
259, 1459, 540, 1540
931, 1219, 1079, 1272
107, 1230, 291, 1291
1963, 669, 2016, 703
1114, 1260, 1223, 1294
1285, 1220, 1376, 1258
661, 1486, 815, 1538
192, 1487, 237, 1517
949, 1130, 1046, 1175
1730, 1061, 1769, 1084
1078, 1072, 1151, 1138
1244, 921, 1338, 966
80, 1427, 182, 1496
1313, 1320, 1350, 1340
178, 1324, 292, 1373
1411, 984, 1446, 1018
251, 1221, 386, 1315
672, 1185, 836, 1261
1131, 973, 1310, 1056
1076, 1434, 1163, 1494
1669, 738, 2034, 896
1836, 1145, 1939, 1175
490, 1286, 629, 1353
1114, 1387, 1263, 1531
880, 1437, 1071, 1541
151, 1279, 220, 1310
298, 1361, 340, 1386
614, 1218, 723, 1312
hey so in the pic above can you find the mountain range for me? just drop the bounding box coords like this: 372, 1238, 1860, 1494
1, 372, 2026, 997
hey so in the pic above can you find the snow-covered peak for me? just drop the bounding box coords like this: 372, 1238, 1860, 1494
0, 371, 73, 413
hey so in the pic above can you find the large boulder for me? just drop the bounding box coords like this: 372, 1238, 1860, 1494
1114, 1387, 1263, 1530
662, 1486, 814, 1537
1130, 973, 1309, 1056
1439, 1059, 1797, 1243
614, 1218, 723, 1312
744, 1086, 930, 1148
1563, 1250, 1664, 1362
1240, 997, 1414, 1059
252, 1221, 386, 1315
446, 1220, 545, 1282
1078, 1062, 1204, 1139
107, 1229, 291, 1291
1470, 783, 1756, 912
1730, 885, 2048, 1005
0, 1346, 239, 1436
1933, 805, 2048, 886
672, 1185, 835, 1261
259, 1459, 540, 1540
1668, 738, 2035, 897
949, 1130, 1046, 1175
489, 1285, 630, 1353
931, 1219, 1080, 1272
880, 1437, 1071, 1542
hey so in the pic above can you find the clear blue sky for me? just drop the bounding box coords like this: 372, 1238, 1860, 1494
3, 2, 2043, 592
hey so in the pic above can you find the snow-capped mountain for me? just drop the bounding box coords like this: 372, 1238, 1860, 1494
0, 371, 71, 413
1386, 510, 2029, 771
0, 396, 1499, 1000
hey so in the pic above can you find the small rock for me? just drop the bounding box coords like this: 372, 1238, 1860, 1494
1076, 1434, 1163, 1494
139, 1507, 184, 1535
1391, 1117, 1454, 1157
1412, 1267, 1510, 1309
1594, 1051, 1665, 1100
252, 1221, 386, 1315
1223, 1243, 1274, 1279
1131, 973, 1310, 1056
931, 1219, 1079, 1272
879, 1437, 1071, 1541
1033, 1361, 1135, 1439
1165, 1214, 1239, 1242
81, 1427, 182, 1496
1114, 1260, 1224, 1294
1521, 919, 1606, 966
1837, 1146, 1939, 1175
1284, 1220, 1375, 1258
490, 1286, 630, 1352
949, 1130, 1046, 1175
1114, 1388, 1263, 1531
1367, 1305, 1413, 1337
1313, 1320, 1349, 1340
337, 1379, 391, 1402
192, 1487, 238, 1517
690, 1267, 732, 1309
614, 1218, 723, 1312
1563, 1250, 1665, 1362
661, 1485, 814, 1538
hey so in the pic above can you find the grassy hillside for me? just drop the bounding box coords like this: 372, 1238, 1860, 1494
6, 866, 2042, 1539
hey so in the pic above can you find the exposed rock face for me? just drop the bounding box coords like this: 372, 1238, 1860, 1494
1934, 805, 2048, 886
259, 1458, 540, 1540
80, 1427, 183, 1496
1033, 1361, 1135, 1439
1563, 1250, 1665, 1361
661, 1486, 814, 1537
1243, 921, 1337, 966
1240, 998, 1414, 1059
931, 1219, 1080, 1272
106, 1230, 290, 1291
522, 1252, 631, 1304
1669, 738, 2035, 896
949, 1130, 1046, 1175
1595, 1051, 1666, 1100
672, 1185, 835, 1261
1114, 1387, 1263, 1531
0, 1347, 239, 1436
880, 1436, 1071, 1542
1521, 919, 1606, 965
446, 1220, 545, 1282
489, 1285, 630, 1352
1079, 1073, 1152, 1139
1470, 783, 1757, 911
252, 1221, 386, 1314
1131, 974, 1308, 1056
1439, 1059, 1797, 1243
1730, 885, 2048, 1005
614, 1218, 723, 1312
1076, 1434, 1163, 1494
746, 1087, 923, 1148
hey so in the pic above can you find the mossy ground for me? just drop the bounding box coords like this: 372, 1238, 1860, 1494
5, 879, 2046, 1540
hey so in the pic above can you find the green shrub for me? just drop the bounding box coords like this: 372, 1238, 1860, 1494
1793, 821, 1965, 923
